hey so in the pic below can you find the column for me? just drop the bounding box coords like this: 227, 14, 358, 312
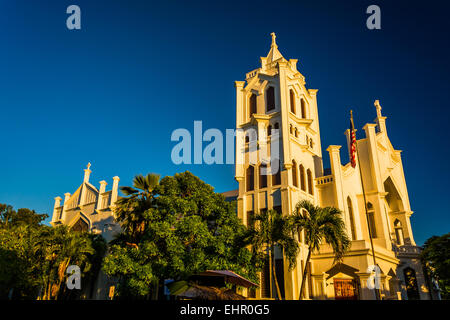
356, 272, 378, 300
111, 176, 120, 206
98, 180, 107, 210
61, 192, 71, 222
52, 196, 62, 223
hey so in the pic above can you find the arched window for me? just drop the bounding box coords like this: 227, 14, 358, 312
246, 166, 255, 192
294, 128, 298, 138
347, 197, 357, 241
249, 94, 257, 118
272, 159, 281, 186
267, 125, 272, 137
245, 128, 257, 144
403, 268, 420, 300
266, 86, 275, 112
292, 160, 298, 187
307, 169, 313, 195
394, 219, 404, 245
273, 123, 280, 137
301, 98, 306, 119
299, 164, 306, 191
289, 125, 293, 135
290, 89, 296, 114
259, 164, 268, 189
366, 202, 377, 238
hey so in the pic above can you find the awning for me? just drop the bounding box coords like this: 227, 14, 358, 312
196, 270, 258, 288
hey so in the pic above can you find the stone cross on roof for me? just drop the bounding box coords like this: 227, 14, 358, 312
271, 32, 277, 48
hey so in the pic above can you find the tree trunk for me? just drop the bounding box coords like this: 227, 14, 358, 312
158, 279, 165, 300
44, 281, 52, 300
151, 279, 159, 300
268, 249, 273, 299
299, 249, 311, 300
271, 246, 283, 300
55, 258, 71, 300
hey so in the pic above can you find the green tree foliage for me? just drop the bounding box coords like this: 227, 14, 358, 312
0, 204, 49, 298
243, 209, 298, 300
0, 204, 48, 228
421, 233, 450, 299
290, 200, 351, 300
103, 171, 260, 298
35, 226, 107, 300
0, 204, 106, 300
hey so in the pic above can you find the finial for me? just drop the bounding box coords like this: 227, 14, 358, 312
83, 162, 92, 183
270, 32, 277, 48
350, 109, 355, 126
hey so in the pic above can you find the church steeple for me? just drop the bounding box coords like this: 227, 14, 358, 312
261, 32, 286, 70
266, 32, 284, 62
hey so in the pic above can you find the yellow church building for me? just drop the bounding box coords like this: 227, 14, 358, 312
50, 33, 438, 300
233, 33, 435, 300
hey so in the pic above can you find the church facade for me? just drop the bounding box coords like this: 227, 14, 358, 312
50, 164, 121, 299
233, 33, 436, 300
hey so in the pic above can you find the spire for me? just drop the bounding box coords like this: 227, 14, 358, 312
265, 32, 284, 64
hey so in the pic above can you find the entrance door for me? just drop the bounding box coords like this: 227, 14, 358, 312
334, 279, 358, 300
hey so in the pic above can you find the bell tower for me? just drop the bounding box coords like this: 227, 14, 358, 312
234, 33, 323, 299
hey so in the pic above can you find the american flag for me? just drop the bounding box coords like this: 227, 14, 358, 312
350, 111, 357, 168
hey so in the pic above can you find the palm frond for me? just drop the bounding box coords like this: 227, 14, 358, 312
291, 200, 350, 261
120, 186, 138, 196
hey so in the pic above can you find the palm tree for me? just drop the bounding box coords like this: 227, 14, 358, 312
291, 200, 351, 300
247, 209, 299, 300
114, 173, 160, 243
112, 173, 161, 299
36, 226, 97, 300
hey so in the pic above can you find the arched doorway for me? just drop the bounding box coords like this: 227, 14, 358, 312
71, 217, 89, 232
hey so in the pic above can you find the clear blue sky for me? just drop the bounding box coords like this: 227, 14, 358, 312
0, 0, 449, 245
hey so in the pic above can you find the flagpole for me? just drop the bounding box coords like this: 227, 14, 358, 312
351, 110, 381, 301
